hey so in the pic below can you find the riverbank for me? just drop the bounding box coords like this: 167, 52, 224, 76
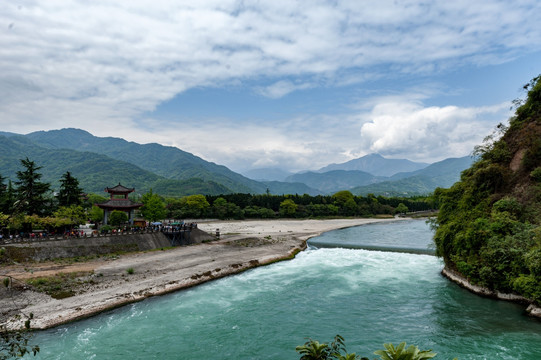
1, 218, 397, 330
441, 266, 541, 319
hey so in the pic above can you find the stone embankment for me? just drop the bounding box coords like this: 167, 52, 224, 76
1, 228, 214, 262
442, 266, 541, 319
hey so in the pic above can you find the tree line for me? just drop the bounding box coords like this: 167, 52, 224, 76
0, 158, 437, 236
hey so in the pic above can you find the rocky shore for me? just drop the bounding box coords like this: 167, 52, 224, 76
441, 266, 541, 319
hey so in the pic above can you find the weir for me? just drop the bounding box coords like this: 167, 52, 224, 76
307, 240, 436, 255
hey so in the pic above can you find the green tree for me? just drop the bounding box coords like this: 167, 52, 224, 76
57, 171, 83, 207
279, 198, 298, 217
213, 197, 228, 219
212, 197, 244, 219
53, 205, 86, 227
332, 191, 358, 216
179, 195, 210, 218
0, 174, 6, 213
140, 190, 166, 222
165, 198, 183, 219
88, 205, 104, 224
109, 210, 128, 227
2, 181, 16, 215
14, 158, 51, 216
395, 203, 409, 214
332, 190, 355, 207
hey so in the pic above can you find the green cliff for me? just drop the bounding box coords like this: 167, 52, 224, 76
434, 75, 541, 304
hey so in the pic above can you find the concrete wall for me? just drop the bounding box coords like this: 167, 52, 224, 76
3, 232, 176, 262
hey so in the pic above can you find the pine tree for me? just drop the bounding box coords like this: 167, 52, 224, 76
0, 174, 6, 213
14, 158, 51, 216
57, 171, 83, 207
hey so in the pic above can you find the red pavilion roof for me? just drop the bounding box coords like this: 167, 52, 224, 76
104, 183, 135, 194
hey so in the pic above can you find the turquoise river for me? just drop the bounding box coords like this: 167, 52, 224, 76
27, 220, 541, 359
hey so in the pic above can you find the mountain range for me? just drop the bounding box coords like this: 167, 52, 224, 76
0, 128, 473, 197
318, 153, 429, 176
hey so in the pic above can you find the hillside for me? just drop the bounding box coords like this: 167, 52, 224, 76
261, 181, 322, 196
2, 128, 472, 197
285, 170, 384, 194
242, 167, 293, 182
433, 75, 541, 306
0, 135, 231, 196
350, 156, 473, 196
319, 153, 428, 177
26, 128, 267, 194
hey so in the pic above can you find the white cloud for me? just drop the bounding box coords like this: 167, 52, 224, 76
0, 1, 539, 170
256, 80, 312, 99
359, 97, 511, 162
129, 113, 359, 173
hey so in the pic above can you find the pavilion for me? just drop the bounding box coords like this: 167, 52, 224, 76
96, 183, 143, 226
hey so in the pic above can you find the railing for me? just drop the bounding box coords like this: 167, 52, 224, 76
0, 228, 159, 245
0, 224, 199, 245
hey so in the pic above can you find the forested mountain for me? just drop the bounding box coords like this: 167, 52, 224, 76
319, 153, 428, 177
350, 156, 473, 196
26, 128, 267, 194
0, 135, 230, 196
1, 128, 471, 197
1, 130, 318, 196
285, 170, 384, 193
433, 75, 541, 307
242, 167, 293, 182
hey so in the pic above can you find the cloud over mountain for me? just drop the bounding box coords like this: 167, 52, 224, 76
1, 1, 539, 171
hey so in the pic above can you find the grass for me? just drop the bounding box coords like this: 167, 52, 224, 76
26, 271, 94, 299
126, 267, 135, 275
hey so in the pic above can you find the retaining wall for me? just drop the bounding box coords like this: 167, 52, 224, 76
1, 229, 214, 262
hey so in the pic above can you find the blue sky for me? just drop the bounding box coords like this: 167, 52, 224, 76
1, 1, 540, 173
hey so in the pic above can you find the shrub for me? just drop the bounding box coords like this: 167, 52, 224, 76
530, 167, 541, 182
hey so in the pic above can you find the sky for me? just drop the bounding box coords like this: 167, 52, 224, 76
1, 1, 541, 173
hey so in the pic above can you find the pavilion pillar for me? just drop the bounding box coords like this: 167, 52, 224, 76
103, 210, 109, 225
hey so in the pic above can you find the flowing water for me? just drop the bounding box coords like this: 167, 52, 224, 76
28, 220, 541, 359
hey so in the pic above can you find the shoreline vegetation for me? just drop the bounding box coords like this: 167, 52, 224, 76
433, 75, 541, 320
1, 218, 400, 331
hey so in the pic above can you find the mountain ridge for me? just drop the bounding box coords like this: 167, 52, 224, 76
1, 128, 471, 197
319, 153, 429, 177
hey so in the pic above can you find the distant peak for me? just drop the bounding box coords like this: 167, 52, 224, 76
363, 153, 384, 158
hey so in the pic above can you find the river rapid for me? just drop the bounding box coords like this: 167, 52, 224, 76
28, 220, 541, 359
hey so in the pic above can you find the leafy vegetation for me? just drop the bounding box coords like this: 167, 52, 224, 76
184, 192, 435, 220
433, 75, 541, 303
0, 326, 39, 360
295, 336, 452, 360
140, 190, 167, 222
26, 271, 93, 299
14, 158, 52, 216
108, 210, 129, 227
